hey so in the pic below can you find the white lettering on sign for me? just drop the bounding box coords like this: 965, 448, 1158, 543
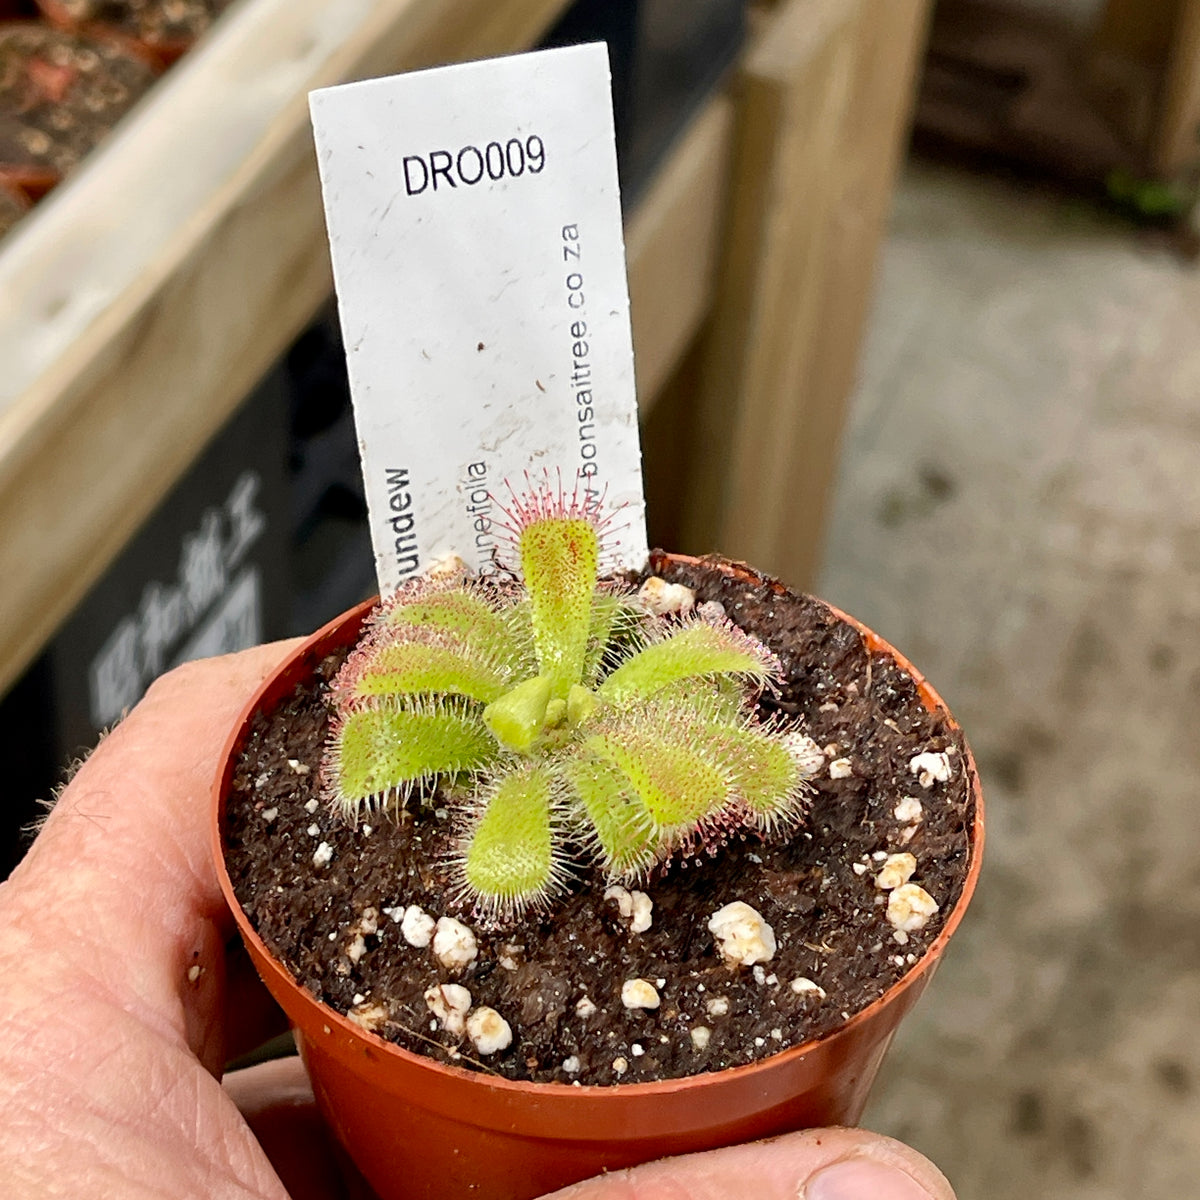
87, 472, 266, 729
309, 43, 647, 593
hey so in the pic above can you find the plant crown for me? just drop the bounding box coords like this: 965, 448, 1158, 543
322, 486, 816, 921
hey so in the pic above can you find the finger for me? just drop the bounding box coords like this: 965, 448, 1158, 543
6, 640, 304, 1072
224, 1058, 353, 1200
544, 1127, 956, 1200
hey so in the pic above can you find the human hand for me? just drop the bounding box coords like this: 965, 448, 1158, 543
0, 645, 956, 1200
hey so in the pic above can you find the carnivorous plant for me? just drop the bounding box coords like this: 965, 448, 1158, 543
322, 487, 816, 921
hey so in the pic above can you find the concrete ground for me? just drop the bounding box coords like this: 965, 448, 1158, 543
818, 160, 1200, 1200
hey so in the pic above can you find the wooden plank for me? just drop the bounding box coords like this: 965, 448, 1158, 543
770, 0, 932, 587
748, 1, 785, 43
1087, 0, 1182, 167
678, 0, 931, 590
0, 0, 572, 697
677, 0, 863, 575
627, 93, 735, 409
1154, 0, 1200, 174
1093, 0, 1180, 66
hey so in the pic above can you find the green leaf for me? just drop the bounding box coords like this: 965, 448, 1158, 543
341, 632, 511, 705
701, 721, 812, 832
564, 756, 656, 878
483, 675, 552, 752
519, 514, 599, 698
566, 683, 597, 726
671, 675, 747, 720
581, 590, 641, 685
329, 700, 496, 817
583, 725, 729, 838
460, 764, 566, 917
380, 584, 534, 671
598, 620, 778, 705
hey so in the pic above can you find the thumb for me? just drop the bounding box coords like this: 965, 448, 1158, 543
546, 1127, 955, 1200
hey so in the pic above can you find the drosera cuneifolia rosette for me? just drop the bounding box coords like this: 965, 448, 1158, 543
321, 483, 820, 923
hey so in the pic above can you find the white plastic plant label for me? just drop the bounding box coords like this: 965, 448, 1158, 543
309, 44, 647, 595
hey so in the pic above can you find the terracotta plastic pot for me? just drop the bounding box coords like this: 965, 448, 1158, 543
212, 555, 984, 1200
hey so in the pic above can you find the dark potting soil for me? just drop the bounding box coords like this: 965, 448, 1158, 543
223, 556, 976, 1086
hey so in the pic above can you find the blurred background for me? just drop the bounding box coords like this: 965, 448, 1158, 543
828, 159, 1200, 1200
2, 1, 1198, 1197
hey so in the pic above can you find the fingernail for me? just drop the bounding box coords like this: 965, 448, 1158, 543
803, 1157, 934, 1200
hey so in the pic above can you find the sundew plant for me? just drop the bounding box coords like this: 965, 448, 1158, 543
322, 487, 816, 922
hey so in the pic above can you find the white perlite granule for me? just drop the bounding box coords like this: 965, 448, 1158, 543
433, 917, 478, 972
347, 1001, 389, 1033
628, 891, 653, 933
604, 885, 653, 933
789, 977, 826, 999
828, 757, 854, 780
637, 576, 696, 615
424, 983, 472, 1035
312, 842, 334, 868
424, 552, 468, 582
400, 905, 436, 948
910, 750, 952, 788
705, 996, 730, 1018
690, 1026, 711, 1050
874, 852, 918, 891
781, 732, 827, 778
620, 979, 661, 1010
894, 795, 923, 823
466, 1007, 512, 1055
707, 901, 777, 966
887, 883, 939, 932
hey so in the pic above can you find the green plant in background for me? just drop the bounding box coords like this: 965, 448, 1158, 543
1105, 166, 1195, 221
322, 487, 816, 921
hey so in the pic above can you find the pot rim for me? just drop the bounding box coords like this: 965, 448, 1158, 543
212, 554, 984, 1100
